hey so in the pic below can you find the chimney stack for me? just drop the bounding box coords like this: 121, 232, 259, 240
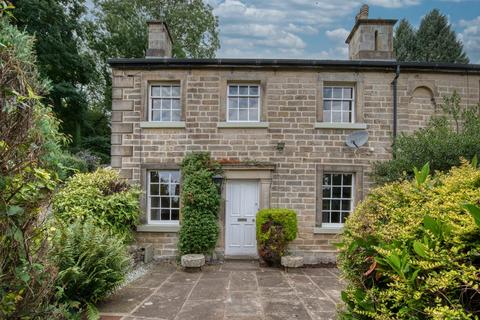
146, 20, 173, 58
345, 5, 397, 61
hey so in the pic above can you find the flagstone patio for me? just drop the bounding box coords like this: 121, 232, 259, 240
98, 260, 343, 320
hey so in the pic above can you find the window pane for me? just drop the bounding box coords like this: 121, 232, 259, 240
322, 211, 330, 223
228, 97, 238, 108
322, 200, 330, 210
322, 187, 331, 198
171, 210, 179, 221
332, 174, 342, 185
239, 109, 248, 121
171, 110, 181, 121
249, 108, 258, 121
161, 110, 170, 121
332, 101, 342, 111
343, 88, 353, 99
249, 86, 259, 95
249, 98, 259, 108
323, 87, 332, 98
343, 174, 352, 185
343, 187, 352, 198
331, 212, 341, 223
171, 86, 180, 97
161, 209, 170, 220
152, 99, 161, 109
161, 99, 172, 109
150, 171, 159, 183
229, 85, 238, 95
332, 187, 342, 198
161, 197, 170, 208
333, 88, 342, 99
341, 200, 351, 211
171, 197, 180, 208
332, 112, 342, 122
160, 184, 169, 196
161, 86, 171, 97
172, 99, 180, 110
152, 110, 161, 121
323, 100, 331, 111
239, 86, 248, 95
151, 86, 161, 96
151, 197, 160, 208
170, 171, 180, 184
150, 184, 159, 195
342, 101, 352, 111
151, 209, 160, 220
239, 97, 248, 108
174, 184, 180, 196
229, 109, 238, 121
341, 213, 349, 223
323, 174, 331, 185
332, 200, 341, 210
323, 111, 332, 122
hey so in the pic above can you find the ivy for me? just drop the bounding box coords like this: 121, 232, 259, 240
178, 152, 222, 256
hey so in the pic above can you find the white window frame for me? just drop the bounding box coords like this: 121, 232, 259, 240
147, 170, 180, 225
323, 86, 355, 124
148, 83, 181, 122
227, 84, 261, 122
321, 173, 355, 228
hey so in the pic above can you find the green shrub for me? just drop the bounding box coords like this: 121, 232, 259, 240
372, 92, 480, 185
52, 168, 140, 242
50, 219, 130, 317
178, 152, 222, 255
338, 162, 480, 319
256, 208, 297, 266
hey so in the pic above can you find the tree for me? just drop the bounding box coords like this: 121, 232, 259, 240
393, 19, 417, 62
12, 0, 98, 149
393, 9, 469, 63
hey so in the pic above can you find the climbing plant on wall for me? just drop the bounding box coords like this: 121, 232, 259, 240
178, 152, 222, 256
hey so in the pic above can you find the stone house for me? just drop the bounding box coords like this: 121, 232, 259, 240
108, 6, 480, 264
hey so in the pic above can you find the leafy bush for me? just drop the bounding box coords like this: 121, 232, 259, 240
53, 168, 140, 242
338, 162, 480, 319
372, 92, 480, 185
256, 208, 297, 266
178, 152, 222, 255
50, 219, 130, 317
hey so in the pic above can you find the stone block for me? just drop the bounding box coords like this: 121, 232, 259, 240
111, 134, 122, 145
112, 100, 133, 111
113, 76, 134, 88
119, 169, 133, 179
181, 254, 205, 268
281, 255, 304, 268
111, 155, 122, 168
112, 88, 123, 99
111, 111, 123, 122
111, 123, 133, 133
143, 244, 154, 263
111, 145, 133, 156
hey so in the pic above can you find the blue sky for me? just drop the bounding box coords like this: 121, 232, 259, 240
206, 0, 480, 63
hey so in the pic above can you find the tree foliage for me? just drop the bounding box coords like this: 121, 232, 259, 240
394, 9, 469, 63
0, 14, 66, 318
178, 152, 222, 256
339, 163, 480, 318
371, 92, 480, 185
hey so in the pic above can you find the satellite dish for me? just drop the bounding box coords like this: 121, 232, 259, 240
346, 130, 369, 149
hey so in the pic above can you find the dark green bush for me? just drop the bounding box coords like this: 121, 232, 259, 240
256, 208, 297, 266
372, 92, 480, 185
178, 152, 222, 255
338, 162, 480, 319
50, 219, 130, 317
52, 168, 140, 242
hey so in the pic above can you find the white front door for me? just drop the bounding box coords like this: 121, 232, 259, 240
225, 180, 259, 256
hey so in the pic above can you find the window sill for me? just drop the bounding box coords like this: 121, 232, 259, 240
217, 122, 269, 129
315, 122, 367, 130
140, 121, 186, 129
314, 227, 343, 234
137, 224, 180, 233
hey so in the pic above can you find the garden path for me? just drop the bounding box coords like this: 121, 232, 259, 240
98, 260, 342, 320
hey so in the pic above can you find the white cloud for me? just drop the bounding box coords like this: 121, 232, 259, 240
366, 0, 420, 8
458, 16, 480, 63
326, 28, 350, 41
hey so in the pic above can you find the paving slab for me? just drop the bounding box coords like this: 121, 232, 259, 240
98, 261, 342, 320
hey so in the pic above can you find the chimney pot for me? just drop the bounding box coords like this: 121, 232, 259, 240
355, 4, 369, 21
146, 20, 173, 58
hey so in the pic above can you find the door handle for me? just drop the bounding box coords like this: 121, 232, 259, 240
237, 218, 247, 222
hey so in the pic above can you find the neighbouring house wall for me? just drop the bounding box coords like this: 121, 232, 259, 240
111, 67, 480, 263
